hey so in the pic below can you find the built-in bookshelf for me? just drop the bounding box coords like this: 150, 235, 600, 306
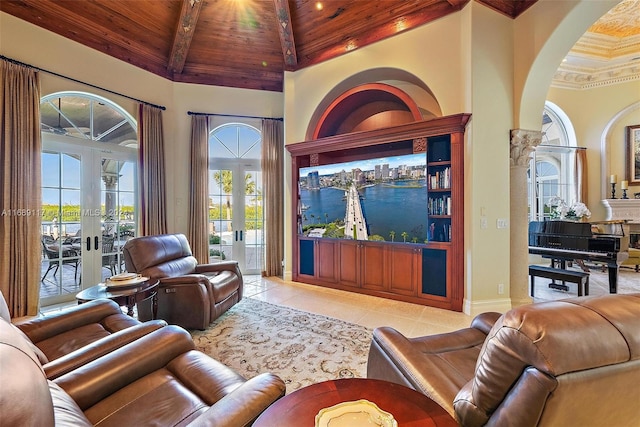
287, 114, 471, 312
427, 136, 453, 242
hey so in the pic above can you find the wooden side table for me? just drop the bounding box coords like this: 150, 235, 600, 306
76, 279, 159, 318
253, 378, 457, 427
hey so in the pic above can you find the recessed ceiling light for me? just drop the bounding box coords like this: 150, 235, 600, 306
315, 2, 323, 11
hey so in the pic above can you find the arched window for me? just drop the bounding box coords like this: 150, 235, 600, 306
40, 92, 137, 145
528, 102, 583, 220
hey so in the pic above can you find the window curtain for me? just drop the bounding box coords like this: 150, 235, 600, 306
137, 103, 167, 236
188, 115, 210, 263
261, 119, 284, 276
575, 148, 588, 204
0, 60, 42, 317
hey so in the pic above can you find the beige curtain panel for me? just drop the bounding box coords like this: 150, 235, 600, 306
188, 115, 210, 263
576, 148, 588, 204
261, 119, 284, 277
0, 60, 42, 317
137, 103, 168, 236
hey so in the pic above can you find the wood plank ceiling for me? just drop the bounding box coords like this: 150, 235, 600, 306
1, 0, 537, 92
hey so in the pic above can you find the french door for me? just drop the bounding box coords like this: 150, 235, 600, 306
209, 161, 263, 274
40, 137, 137, 306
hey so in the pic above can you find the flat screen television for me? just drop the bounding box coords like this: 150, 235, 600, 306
298, 152, 428, 243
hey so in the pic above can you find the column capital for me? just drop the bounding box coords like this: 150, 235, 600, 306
510, 129, 542, 167
102, 173, 118, 187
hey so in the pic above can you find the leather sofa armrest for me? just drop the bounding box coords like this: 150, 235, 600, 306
188, 373, 286, 427
54, 325, 195, 410
368, 326, 488, 416
470, 312, 502, 335
195, 260, 241, 275
43, 319, 167, 380
13, 299, 128, 343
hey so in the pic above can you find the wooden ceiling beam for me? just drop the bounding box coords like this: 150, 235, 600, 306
272, 0, 298, 71
167, 0, 204, 75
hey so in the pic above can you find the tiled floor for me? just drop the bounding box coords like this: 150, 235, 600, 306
243, 275, 473, 338
41, 274, 473, 337
41, 265, 638, 337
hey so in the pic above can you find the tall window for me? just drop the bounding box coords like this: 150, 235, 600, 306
208, 122, 264, 274
40, 92, 138, 305
528, 102, 580, 220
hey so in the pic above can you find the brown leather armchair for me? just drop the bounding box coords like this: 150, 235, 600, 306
123, 233, 243, 330
8, 296, 166, 379
1, 319, 286, 426
368, 293, 640, 426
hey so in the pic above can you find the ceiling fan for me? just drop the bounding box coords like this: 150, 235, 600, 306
43, 98, 70, 135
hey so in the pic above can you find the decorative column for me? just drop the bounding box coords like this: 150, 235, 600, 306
510, 129, 542, 307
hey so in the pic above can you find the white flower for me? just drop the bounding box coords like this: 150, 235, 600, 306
570, 202, 591, 219
547, 197, 590, 219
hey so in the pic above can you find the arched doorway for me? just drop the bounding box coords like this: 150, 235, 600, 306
208, 122, 264, 274
40, 92, 138, 306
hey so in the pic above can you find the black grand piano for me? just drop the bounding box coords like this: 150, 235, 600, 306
528, 220, 629, 293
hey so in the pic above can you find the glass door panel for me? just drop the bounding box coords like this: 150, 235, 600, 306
40, 145, 137, 307
100, 157, 137, 282
209, 169, 234, 263
208, 166, 263, 274
40, 151, 83, 306
244, 170, 263, 272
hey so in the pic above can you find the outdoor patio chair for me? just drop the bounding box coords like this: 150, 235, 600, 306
41, 237, 80, 282
102, 235, 118, 276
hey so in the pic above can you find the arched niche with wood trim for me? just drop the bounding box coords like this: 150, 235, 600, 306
288, 114, 471, 312
312, 83, 424, 139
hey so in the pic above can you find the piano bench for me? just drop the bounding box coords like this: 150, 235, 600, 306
529, 265, 589, 297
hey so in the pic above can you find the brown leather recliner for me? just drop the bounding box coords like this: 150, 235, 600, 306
4, 294, 166, 380
123, 233, 243, 330
368, 293, 640, 426
1, 319, 286, 426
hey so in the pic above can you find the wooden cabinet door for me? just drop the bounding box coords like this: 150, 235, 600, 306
361, 242, 386, 291
316, 239, 339, 283
387, 245, 419, 296
338, 240, 360, 288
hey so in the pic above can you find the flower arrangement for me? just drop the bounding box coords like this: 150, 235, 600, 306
547, 196, 591, 221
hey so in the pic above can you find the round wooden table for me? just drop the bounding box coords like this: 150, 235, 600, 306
253, 378, 457, 427
76, 279, 159, 318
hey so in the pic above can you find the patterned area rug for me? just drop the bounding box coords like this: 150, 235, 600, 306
190, 298, 373, 393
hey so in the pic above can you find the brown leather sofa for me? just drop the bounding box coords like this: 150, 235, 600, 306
3, 294, 166, 380
1, 318, 286, 426
368, 293, 640, 426
123, 233, 243, 330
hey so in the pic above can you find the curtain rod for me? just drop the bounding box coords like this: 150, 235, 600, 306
537, 144, 587, 151
0, 55, 166, 111
187, 111, 283, 121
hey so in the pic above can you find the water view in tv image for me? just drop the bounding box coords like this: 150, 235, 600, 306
298, 153, 429, 243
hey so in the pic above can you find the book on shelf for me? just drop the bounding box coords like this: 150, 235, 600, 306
427, 167, 451, 190
428, 195, 452, 215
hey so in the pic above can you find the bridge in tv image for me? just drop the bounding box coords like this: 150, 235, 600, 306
298, 152, 429, 243
344, 183, 369, 240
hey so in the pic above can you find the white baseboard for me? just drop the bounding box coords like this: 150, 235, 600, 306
464, 297, 513, 317
282, 270, 293, 282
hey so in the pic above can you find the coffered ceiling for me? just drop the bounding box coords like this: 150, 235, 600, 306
554, 0, 640, 89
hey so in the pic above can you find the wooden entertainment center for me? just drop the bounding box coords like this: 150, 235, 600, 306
287, 114, 471, 311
